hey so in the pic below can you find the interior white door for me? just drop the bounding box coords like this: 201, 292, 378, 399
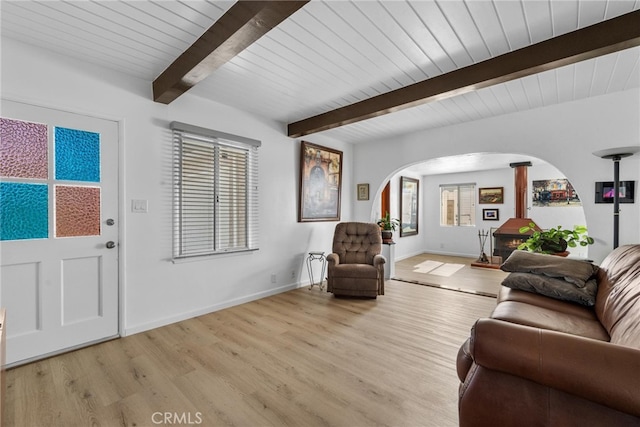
0, 99, 119, 366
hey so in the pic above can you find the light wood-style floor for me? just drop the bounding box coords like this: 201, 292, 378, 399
5, 280, 497, 427
394, 253, 508, 297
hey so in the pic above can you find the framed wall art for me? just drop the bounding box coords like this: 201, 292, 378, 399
532, 178, 581, 207
482, 208, 499, 221
478, 187, 504, 204
298, 141, 343, 222
357, 183, 369, 201
595, 181, 635, 204
400, 176, 419, 237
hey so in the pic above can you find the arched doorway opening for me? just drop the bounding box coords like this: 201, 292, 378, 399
372, 153, 591, 277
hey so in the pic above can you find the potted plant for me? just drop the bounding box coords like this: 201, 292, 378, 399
377, 212, 400, 243
517, 223, 595, 255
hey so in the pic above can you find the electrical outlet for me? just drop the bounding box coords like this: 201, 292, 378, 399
440, 243, 445, 249
290, 270, 295, 279
270, 274, 276, 284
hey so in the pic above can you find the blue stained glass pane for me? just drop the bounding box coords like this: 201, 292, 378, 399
55, 127, 100, 182
0, 182, 48, 241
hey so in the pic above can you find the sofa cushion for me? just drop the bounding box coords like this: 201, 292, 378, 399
331, 263, 378, 279
501, 250, 598, 287
595, 245, 640, 349
491, 301, 610, 341
501, 272, 598, 306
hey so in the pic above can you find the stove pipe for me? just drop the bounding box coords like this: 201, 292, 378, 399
491, 161, 538, 261
510, 161, 532, 218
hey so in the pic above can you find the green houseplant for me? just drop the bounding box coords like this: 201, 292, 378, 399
377, 212, 400, 243
377, 211, 400, 231
517, 223, 594, 254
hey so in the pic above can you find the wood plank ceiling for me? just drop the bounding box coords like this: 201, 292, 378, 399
2, 1, 639, 144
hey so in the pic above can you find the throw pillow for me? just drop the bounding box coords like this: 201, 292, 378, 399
500, 250, 598, 287
501, 272, 598, 306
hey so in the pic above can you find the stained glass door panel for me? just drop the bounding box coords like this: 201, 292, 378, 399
55, 126, 100, 182
0, 117, 48, 179
0, 182, 48, 240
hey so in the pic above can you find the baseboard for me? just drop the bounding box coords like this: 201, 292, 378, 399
123, 282, 302, 336
394, 250, 426, 262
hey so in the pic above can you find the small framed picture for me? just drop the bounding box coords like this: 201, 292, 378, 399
482, 208, 499, 221
357, 183, 369, 201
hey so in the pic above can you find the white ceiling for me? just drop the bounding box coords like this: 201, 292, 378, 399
2, 1, 639, 171
403, 153, 542, 176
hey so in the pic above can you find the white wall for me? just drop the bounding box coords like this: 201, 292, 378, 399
1, 39, 353, 335
527, 163, 589, 257
422, 168, 515, 259
354, 88, 640, 263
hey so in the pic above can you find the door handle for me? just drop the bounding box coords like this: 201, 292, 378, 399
106, 241, 116, 249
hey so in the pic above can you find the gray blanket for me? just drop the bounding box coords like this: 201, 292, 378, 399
500, 250, 598, 287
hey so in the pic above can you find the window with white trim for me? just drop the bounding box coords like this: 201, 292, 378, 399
440, 184, 476, 226
172, 122, 260, 259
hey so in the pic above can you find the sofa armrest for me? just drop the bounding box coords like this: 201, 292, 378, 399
470, 318, 640, 417
326, 253, 339, 266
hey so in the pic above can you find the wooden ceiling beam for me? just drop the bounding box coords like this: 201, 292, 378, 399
288, 10, 640, 138
153, 1, 309, 104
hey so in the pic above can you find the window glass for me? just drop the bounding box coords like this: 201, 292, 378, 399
172, 123, 259, 259
440, 184, 476, 227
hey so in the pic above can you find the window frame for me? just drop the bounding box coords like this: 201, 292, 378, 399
440, 183, 476, 227
171, 122, 260, 260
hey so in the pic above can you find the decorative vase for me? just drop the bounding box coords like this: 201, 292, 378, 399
541, 238, 568, 254
381, 230, 393, 243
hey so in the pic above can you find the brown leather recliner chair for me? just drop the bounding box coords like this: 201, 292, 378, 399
326, 222, 385, 298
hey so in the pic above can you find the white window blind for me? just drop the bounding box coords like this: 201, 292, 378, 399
172, 122, 260, 259
440, 184, 476, 227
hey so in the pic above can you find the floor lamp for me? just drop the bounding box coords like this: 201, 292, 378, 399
593, 146, 639, 249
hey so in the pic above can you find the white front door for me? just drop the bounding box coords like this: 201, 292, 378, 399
0, 100, 119, 366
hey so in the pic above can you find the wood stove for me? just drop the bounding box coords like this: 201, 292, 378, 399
492, 162, 540, 261
493, 218, 538, 260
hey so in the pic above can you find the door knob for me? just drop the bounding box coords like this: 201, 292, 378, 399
106, 241, 116, 249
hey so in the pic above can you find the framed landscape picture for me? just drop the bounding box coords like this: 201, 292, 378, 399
482, 208, 499, 221
298, 141, 343, 222
479, 187, 504, 204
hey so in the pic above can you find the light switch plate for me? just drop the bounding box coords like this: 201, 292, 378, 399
131, 199, 148, 213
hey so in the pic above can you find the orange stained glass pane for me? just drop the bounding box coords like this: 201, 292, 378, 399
55, 185, 101, 237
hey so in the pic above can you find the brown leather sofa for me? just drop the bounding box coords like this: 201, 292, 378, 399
457, 244, 640, 426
